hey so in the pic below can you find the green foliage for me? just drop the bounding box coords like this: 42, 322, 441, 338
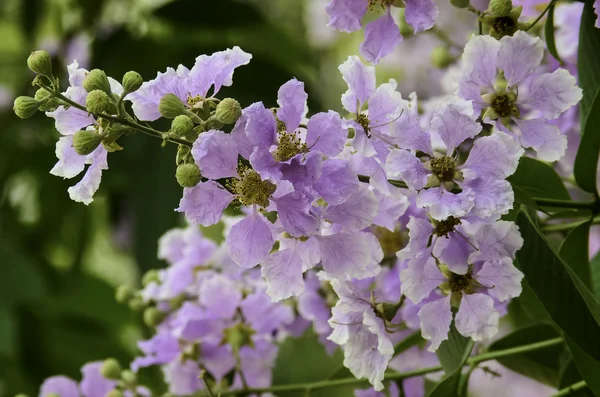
544, 2, 563, 65
508, 157, 571, 203
559, 220, 594, 290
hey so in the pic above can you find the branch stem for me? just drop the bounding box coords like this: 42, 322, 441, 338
525, 0, 558, 32
551, 380, 588, 397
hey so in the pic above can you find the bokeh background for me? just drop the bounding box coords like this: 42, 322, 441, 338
0, 1, 555, 396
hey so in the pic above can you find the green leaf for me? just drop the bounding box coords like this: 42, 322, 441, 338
592, 252, 600, 299
0, 306, 17, 358
0, 236, 46, 306
578, 0, 600, 128
544, 2, 563, 64
574, 88, 600, 193
559, 219, 593, 290
393, 331, 423, 356
510, 273, 554, 327
566, 337, 600, 396
488, 325, 563, 387
508, 157, 571, 202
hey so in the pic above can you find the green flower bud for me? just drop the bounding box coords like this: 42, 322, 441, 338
122, 71, 143, 93
449, 0, 470, 9
170, 115, 194, 137
128, 297, 145, 311
13, 96, 41, 119
488, 0, 512, 16
86, 90, 114, 114
159, 94, 187, 118
215, 98, 242, 124
143, 307, 166, 327
203, 116, 224, 131
105, 390, 123, 397
100, 358, 122, 380
44, 394, 60, 397
72, 130, 103, 155
115, 285, 135, 303
176, 163, 201, 188
34, 88, 60, 111
142, 269, 160, 287
15, 394, 28, 397
83, 69, 112, 94
121, 370, 137, 387
27, 50, 53, 78
431, 46, 454, 68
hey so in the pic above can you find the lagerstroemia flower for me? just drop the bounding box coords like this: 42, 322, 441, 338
325, 0, 438, 63
457, 31, 582, 162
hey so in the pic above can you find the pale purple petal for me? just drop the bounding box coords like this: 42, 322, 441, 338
262, 248, 304, 300
475, 259, 523, 302
459, 35, 500, 89
400, 256, 445, 303
497, 31, 544, 86
202, 343, 236, 382
238, 341, 279, 388
325, 0, 367, 32
176, 181, 234, 226
463, 179, 514, 220
50, 136, 87, 178
434, 232, 474, 275
385, 149, 428, 190
226, 209, 274, 268
595, 0, 600, 28
417, 188, 474, 221
188, 46, 252, 97
367, 81, 404, 130
324, 185, 378, 232
372, 189, 409, 231
339, 56, 376, 113
520, 69, 582, 120
198, 274, 242, 318
419, 295, 452, 352
316, 232, 383, 280
469, 220, 523, 263
455, 293, 499, 342
40, 377, 79, 397
241, 290, 294, 332
157, 228, 186, 264
163, 360, 203, 396
460, 132, 523, 180
68, 146, 108, 205
277, 78, 308, 133
360, 10, 402, 64
244, 102, 277, 148
192, 129, 239, 179
314, 159, 359, 205
80, 362, 117, 397
46, 87, 93, 135
404, 0, 438, 32
305, 111, 347, 157
384, 95, 432, 153
272, 191, 319, 237
513, 118, 567, 162
249, 147, 282, 180
430, 98, 481, 153
397, 216, 433, 261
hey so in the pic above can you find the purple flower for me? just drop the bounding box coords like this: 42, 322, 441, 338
39, 377, 79, 397
80, 362, 118, 397
325, 0, 438, 63
457, 31, 582, 161
595, 0, 600, 28
127, 47, 252, 121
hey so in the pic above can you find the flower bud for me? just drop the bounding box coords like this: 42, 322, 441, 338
105, 390, 123, 397
142, 269, 160, 287
449, 0, 470, 9
121, 370, 137, 387
122, 71, 143, 93
115, 285, 134, 303
83, 69, 112, 94
143, 307, 166, 327
128, 297, 145, 311
170, 115, 194, 137
176, 163, 201, 188
215, 98, 242, 124
431, 46, 454, 69
72, 130, 103, 156
100, 358, 122, 380
159, 94, 187, 118
86, 90, 114, 114
13, 96, 41, 119
488, 0, 512, 16
27, 50, 53, 78
34, 88, 60, 111
15, 394, 28, 397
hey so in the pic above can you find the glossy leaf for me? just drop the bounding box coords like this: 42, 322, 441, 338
544, 2, 563, 64
559, 219, 593, 290
574, 88, 600, 193
578, 0, 600, 127
508, 157, 571, 202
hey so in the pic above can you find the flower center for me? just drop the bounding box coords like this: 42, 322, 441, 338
491, 93, 516, 118
434, 216, 462, 237
230, 168, 276, 208
356, 113, 371, 136
275, 130, 308, 162
448, 271, 474, 294
186, 93, 203, 108
491, 16, 517, 37
368, 0, 395, 9
430, 156, 456, 182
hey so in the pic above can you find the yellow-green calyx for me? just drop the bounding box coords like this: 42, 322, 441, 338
368, 0, 396, 10
122, 71, 143, 93
222, 323, 256, 353
27, 50, 53, 79
83, 69, 113, 94
230, 168, 277, 207
438, 264, 481, 307
433, 216, 462, 237
100, 358, 122, 380
176, 163, 202, 188
72, 130, 104, 156
215, 98, 242, 124
481, 6, 523, 39
13, 96, 42, 119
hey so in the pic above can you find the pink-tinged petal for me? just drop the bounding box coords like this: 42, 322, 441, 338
176, 181, 234, 226
400, 256, 445, 303
226, 210, 274, 268
163, 360, 203, 396
339, 56, 376, 113
455, 293, 499, 342
262, 249, 304, 301
324, 185, 378, 232
188, 46, 252, 97
419, 295, 452, 352
314, 159, 359, 205
372, 189, 409, 231
462, 179, 514, 221
475, 259, 523, 302
50, 136, 86, 178
325, 0, 367, 32
40, 377, 79, 397
417, 188, 475, 221
272, 191, 319, 237
385, 149, 428, 190
521, 69, 582, 120
404, 0, 438, 32
461, 132, 523, 180
68, 145, 108, 205
199, 274, 242, 318
305, 111, 347, 157
497, 31, 544, 86
513, 118, 567, 162
243, 102, 277, 148
430, 98, 481, 153
192, 129, 238, 179
360, 10, 402, 64
469, 220, 523, 263
459, 35, 500, 89
316, 232, 383, 280
277, 78, 308, 133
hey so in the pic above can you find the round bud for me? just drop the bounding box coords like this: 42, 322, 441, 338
13, 96, 41, 119
143, 307, 166, 327
141, 269, 160, 287
15, 394, 29, 397
128, 297, 145, 311
100, 358, 122, 380
488, 0, 512, 16
431, 46, 454, 69
121, 370, 137, 387
176, 163, 201, 188
86, 90, 113, 114
449, 0, 470, 8
115, 285, 134, 303
45, 394, 60, 397
159, 94, 187, 119
34, 89, 60, 111
105, 390, 123, 397
27, 50, 53, 78
215, 98, 242, 124
84, 69, 112, 94
170, 115, 194, 137
122, 71, 143, 93
72, 130, 103, 156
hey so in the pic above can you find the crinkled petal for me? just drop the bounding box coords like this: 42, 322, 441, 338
243, 102, 277, 148
385, 149, 428, 190
475, 259, 523, 302
459, 35, 500, 89
314, 159, 359, 205
360, 10, 402, 64
316, 232, 383, 280
514, 118, 567, 162
463, 179, 514, 220
192, 129, 239, 179
430, 97, 481, 154
367, 81, 404, 130
46, 87, 93, 135
324, 185, 378, 233
521, 69, 582, 119
469, 220, 524, 263
176, 181, 234, 226
455, 293, 499, 342
404, 0, 438, 32
80, 362, 117, 397
397, 216, 433, 261
199, 273, 242, 318
226, 209, 274, 268
417, 188, 474, 221
497, 31, 545, 86
305, 110, 347, 157
434, 232, 474, 275
372, 189, 409, 231
40, 376, 80, 397
67, 146, 108, 205
163, 360, 203, 396
50, 136, 87, 178
188, 46, 252, 97
262, 249, 304, 301
339, 56, 376, 113
277, 78, 308, 133
325, 0, 367, 32
249, 147, 282, 180
419, 295, 452, 352
400, 256, 445, 303
385, 95, 432, 153
461, 132, 523, 180
272, 191, 319, 237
